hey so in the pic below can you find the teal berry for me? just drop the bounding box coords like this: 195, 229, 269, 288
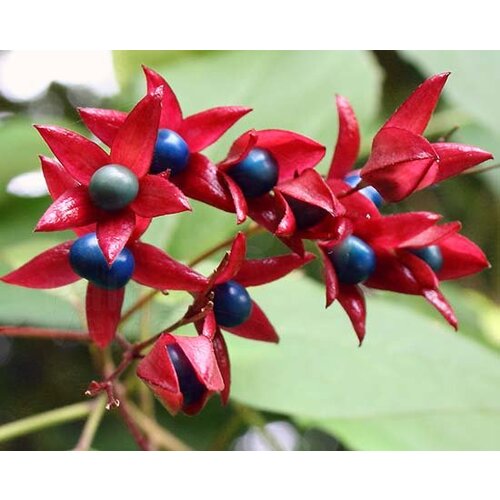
88, 164, 139, 211
328, 235, 376, 285
410, 245, 443, 272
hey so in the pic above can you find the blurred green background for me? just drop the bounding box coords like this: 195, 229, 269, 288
0, 50, 499, 451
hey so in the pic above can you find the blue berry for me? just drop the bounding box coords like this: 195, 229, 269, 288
227, 148, 279, 198
286, 197, 325, 230
213, 280, 253, 328
328, 235, 376, 285
344, 171, 383, 208
150, 129, 190, 175
89, 164, 139, 211
167, 344, 206, 409
410, 245, 443, 272
69, 233, 134, 289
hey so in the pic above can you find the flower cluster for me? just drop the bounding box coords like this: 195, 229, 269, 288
1, 68, 490, 415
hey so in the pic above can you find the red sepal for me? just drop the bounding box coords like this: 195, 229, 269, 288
277, 169, 345, 218
328, 95, 360, 180
422, 288, 458, 330
137, 332, 223, 416
86, 284, 124, 348
273, 191, 297, 237
40, 155, 79, 200
212, 329, 231, 405
131, 241, 208, 292
37, 159, 97, 236
318, 243, 339, 307
437, 234, 490, 281
337, 285, 366, 345
399, 252, 457, 328
327, 179, 380, 220
247, 194, 305, 255
143, 66, 183, 130
221, 172, 248, 224
354, 212, 441, 249
399, 221, 461, 249
179, 106, 252, 153
131, 174, 191, 217
96, 209, 135, 265
361, 127, 437, 202
78, 107, 127, 147
213, 232, 246, 285
219, 130, 258, 169
35, 125, 109, 185
136, 333, 183, 414
365, 249, 423, 295
224, 300, 279, 343
173, 153, 235, 213
110, 89, 163, 179
1, 241, 79, 289
35, 185, 99, 232
383, 73, 449, 135
252, 130, 326, 184
429, 143, 493, 185
176, 335, 224, 392
234, 252, 315, 287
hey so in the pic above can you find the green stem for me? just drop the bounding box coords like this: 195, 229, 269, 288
0, 401, 92, 445
73, 395, 107, 451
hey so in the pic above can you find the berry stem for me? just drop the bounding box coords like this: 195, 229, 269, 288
120, 223, 262, 324
115, 385, 151, 451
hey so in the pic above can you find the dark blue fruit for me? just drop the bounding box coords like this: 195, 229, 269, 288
150, 129, 190, 175
213, 280, 253, 328
227, 148, 279, 198
286, 196, 326, 230
344, 170, 383, 208
410, 245, 443, 272
69, 233, 134, 289
167, 343, 206, 409
328, 235, 376, 284
88, 164, 139, 211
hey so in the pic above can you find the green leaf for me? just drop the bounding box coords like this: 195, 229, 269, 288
402, 51, 500, 135
226, 274, 500, 449
112, 51, 208, 90
165, 201, 241, 262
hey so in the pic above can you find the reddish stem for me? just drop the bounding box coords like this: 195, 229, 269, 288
115, 387, 151, 451
0, 326, 89, 342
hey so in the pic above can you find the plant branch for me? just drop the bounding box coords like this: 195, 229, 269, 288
0, 401, 92, 445
73, 394, 107, 451
120, 223, 261, 324
0, 326, 89, 342
115, 387, 151, 451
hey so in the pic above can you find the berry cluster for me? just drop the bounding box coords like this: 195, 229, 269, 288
1, 68, 491, 415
